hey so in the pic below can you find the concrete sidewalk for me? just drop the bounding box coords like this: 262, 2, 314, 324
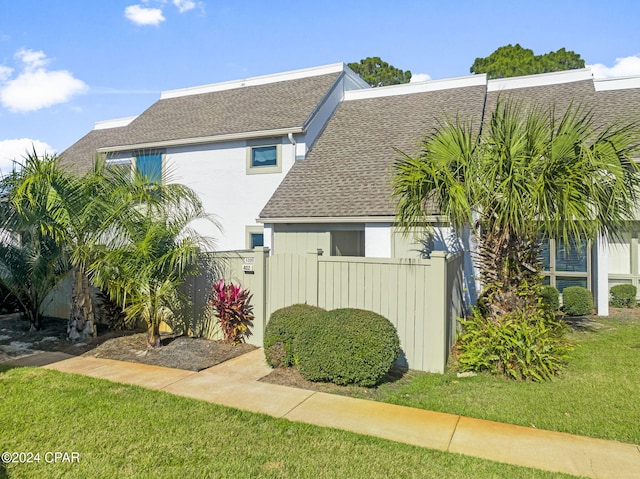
8, 349, 640, 479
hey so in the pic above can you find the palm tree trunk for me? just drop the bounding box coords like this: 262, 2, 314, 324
147, 322, 161, 348
475, 226, 542, 320
67, 268, 97, 341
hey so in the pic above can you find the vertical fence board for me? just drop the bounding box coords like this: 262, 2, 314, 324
176, 250, 465, 373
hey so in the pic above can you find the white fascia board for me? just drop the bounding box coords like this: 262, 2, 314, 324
161, 63, 347, 99
257, 216, 397, 224
343, 74, 487, 101
97, 127, 303, 153
93, 116, 137, 130
594, 75, 640, 91
257, 215, 449, 224
488, 68, 593, 92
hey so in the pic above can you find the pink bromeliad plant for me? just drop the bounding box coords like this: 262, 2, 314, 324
209, 279, 254, 345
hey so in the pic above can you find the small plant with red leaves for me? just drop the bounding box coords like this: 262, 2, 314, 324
209, 279, 254, 345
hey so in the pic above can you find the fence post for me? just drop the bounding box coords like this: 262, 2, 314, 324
305, 250, 321, 307
424, 251, 448, 373
249, 246, 269, 347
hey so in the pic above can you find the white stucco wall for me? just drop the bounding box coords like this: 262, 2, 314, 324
168, 140, 297, 251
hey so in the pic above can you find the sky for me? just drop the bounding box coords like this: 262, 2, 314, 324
1, 0, 640, 174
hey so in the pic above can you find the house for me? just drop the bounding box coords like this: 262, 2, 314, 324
259, 68, 640, 316
61, 63, 369, 251
63, 63, 640, 318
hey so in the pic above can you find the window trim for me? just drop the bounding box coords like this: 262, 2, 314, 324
246, 225, 265, 249
246, 140, 282, 175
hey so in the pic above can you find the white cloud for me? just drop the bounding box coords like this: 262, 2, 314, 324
16, 48, 49, 70
0, 65, 14, 82
125, 4, 166, 25
0, 139, 54, 174
0, 49, 88, 113
173, 0, 196, 13
410, 73, 432, 83
588, 55, 640, 79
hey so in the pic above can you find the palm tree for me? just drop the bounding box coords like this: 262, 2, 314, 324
90, 167, 215, 347
5, 151, 118, 339
393, 99, 640, 318
0, 153, 70, 330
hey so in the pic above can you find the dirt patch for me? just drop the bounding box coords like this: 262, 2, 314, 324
259, 364, 414, 399
0, 314, 256, 372
86, 333, 256, 371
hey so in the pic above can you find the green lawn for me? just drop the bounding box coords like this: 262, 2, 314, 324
0, 366, 577, 479
340, 312, 640, 445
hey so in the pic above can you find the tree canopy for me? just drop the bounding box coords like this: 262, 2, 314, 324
470, 44, 585, 79
347, 57, 412, 87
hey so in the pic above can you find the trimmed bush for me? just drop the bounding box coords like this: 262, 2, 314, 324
294, 308, 400, 387
562, 286, 593, 316
457, 307, 573, 381
263, 304, 325, 368
610, 284, 637, 308
540, 285, 560, 312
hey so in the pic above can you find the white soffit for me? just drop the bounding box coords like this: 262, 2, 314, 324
488, 68, 593, 92
160, 63, 347, 99
344, 74, 487, 101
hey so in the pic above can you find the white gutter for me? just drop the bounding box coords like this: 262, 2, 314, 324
257, 215, 449, 224
97, 127, 304, 153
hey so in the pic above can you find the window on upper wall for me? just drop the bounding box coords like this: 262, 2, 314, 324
246, 140, 282, 175
106, 157, 132, 177
246, 225, 265, 249
135, 151, 163, 183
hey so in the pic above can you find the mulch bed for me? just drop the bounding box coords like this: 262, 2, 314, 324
0, 314, 255, 372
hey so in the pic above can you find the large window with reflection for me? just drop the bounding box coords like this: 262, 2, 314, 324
539, 238, 590, 292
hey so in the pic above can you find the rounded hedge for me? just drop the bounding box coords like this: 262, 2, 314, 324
610, 284, 637, 308
562, 286, 593, 316
294, 308, 400, 387
540, 285, 560, 312
263, 304, 325, 368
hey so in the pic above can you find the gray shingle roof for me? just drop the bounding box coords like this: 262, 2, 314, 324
485, 79, 597, 114
593, 88, 640, 127
259, 84, 487, 219
61, 72, 341, 173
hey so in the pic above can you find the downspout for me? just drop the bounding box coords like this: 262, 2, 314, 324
287, 132, 297, 162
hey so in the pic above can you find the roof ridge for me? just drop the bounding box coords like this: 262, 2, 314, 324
160, 63, 347, 99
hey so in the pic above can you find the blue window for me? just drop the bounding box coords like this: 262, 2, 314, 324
250, 233, 264, 249
251, 146, 277, 168
136, 152, 163, 183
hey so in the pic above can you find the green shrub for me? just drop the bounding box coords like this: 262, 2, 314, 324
540, 285, 560, 311
610, 284, 637, 308
263, 304, 325, 368
457, 307, 573, 381
294, 308, 400, 387
562, 286, 593, 316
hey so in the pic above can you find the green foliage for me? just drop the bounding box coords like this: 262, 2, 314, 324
609, 284, 637, 308
263, 304, 325, 368
209, 279, 254, 345
294, 308, 400, 387
457, 307, 573, 381
470, 44, 585, 79
394, 97, 640, 320
562, 286, 593, 316
0, 151, 70, 329
540, 285, 560, 311
347, 57, 411, 87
